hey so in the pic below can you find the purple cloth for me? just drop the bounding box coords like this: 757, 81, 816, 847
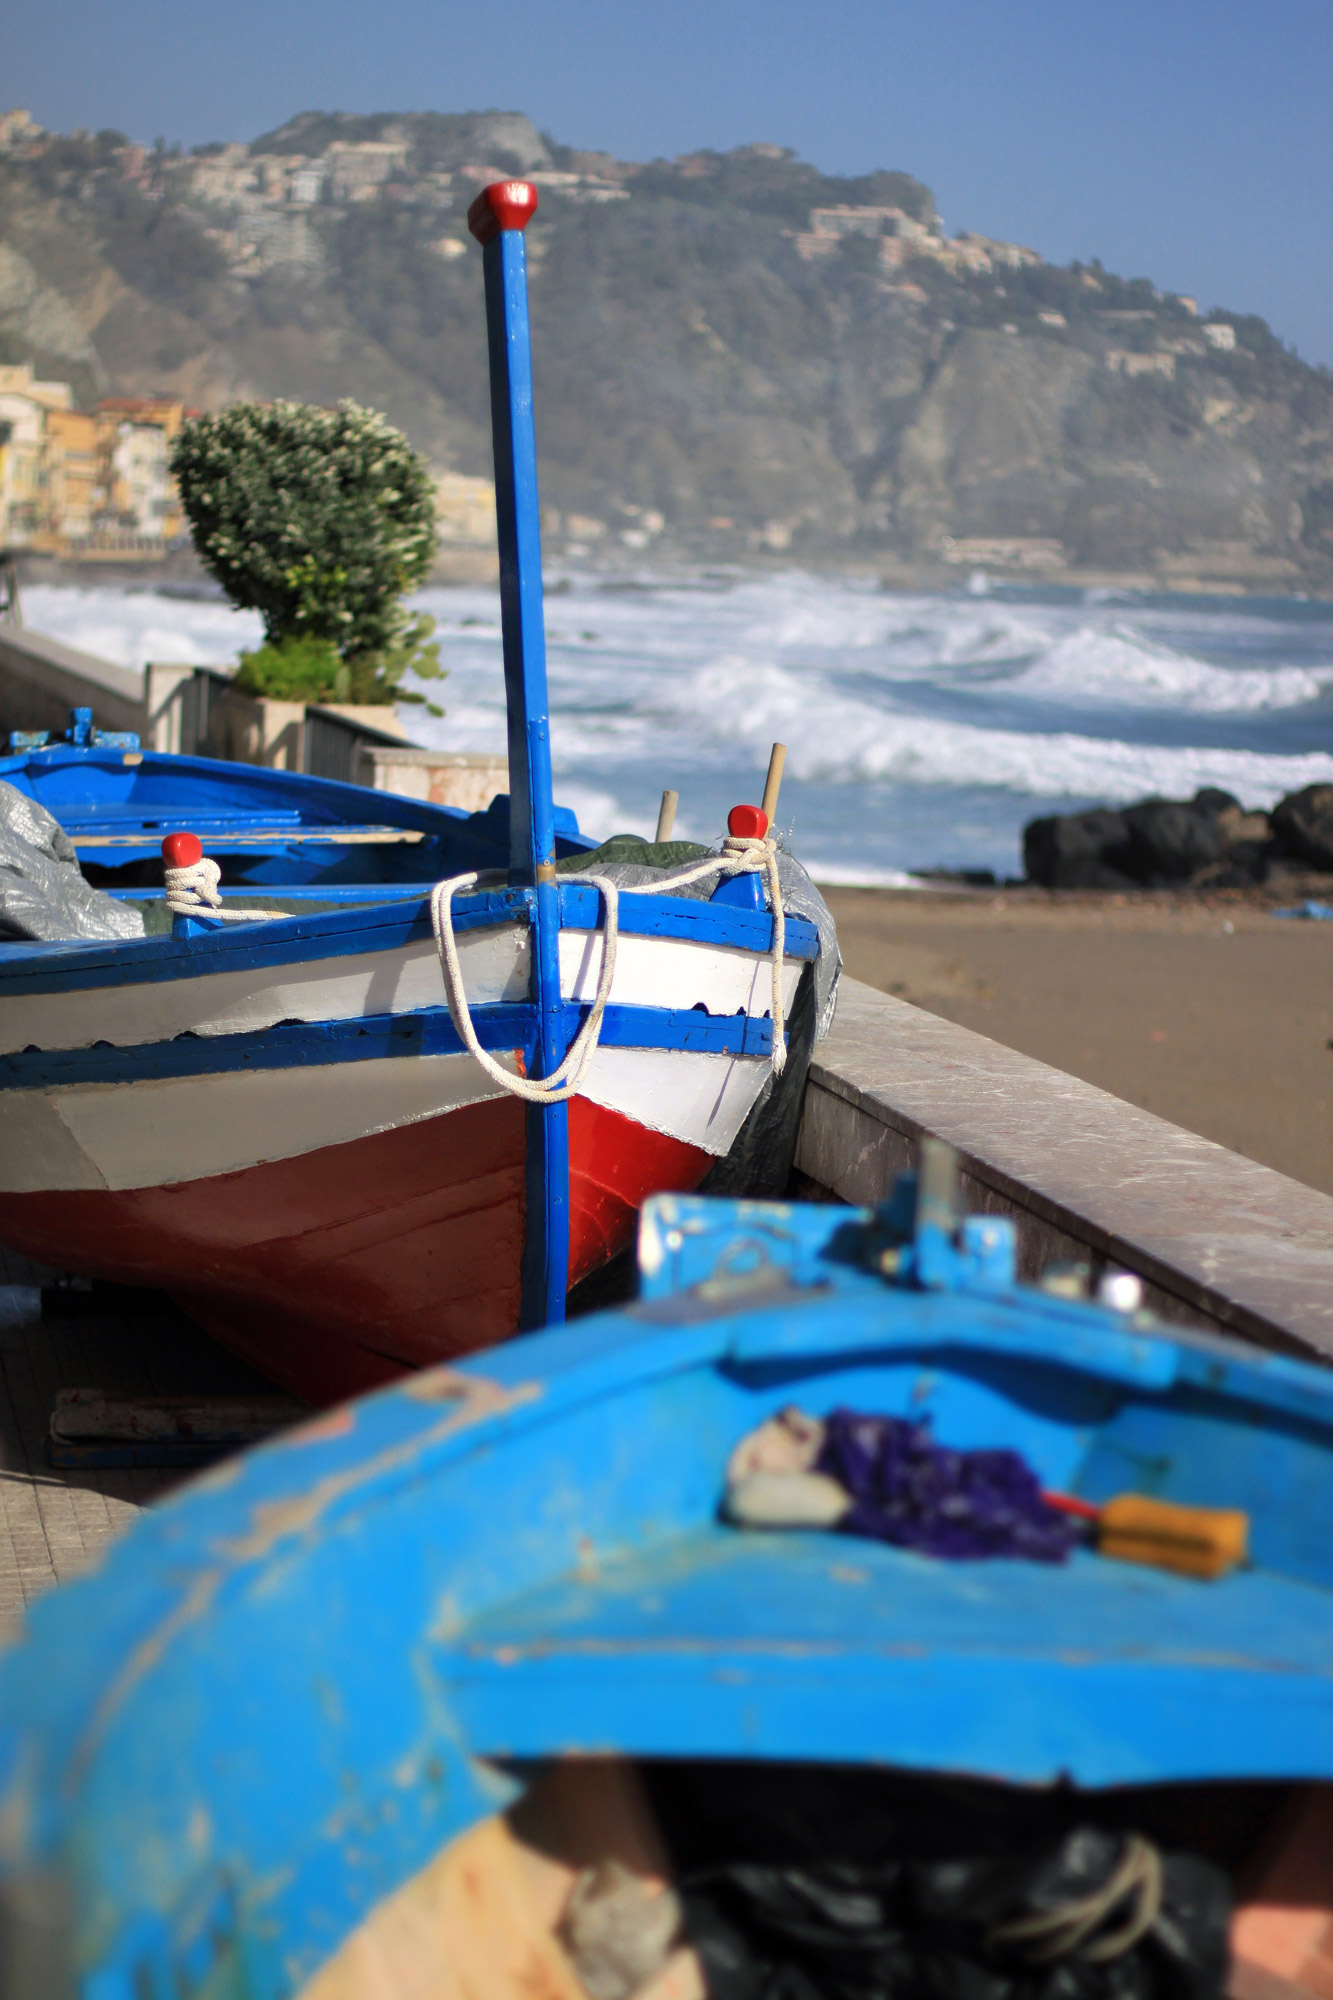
816, 1409, 1078, 1563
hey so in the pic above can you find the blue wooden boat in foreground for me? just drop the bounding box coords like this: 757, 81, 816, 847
0, 1161, 1329, 1996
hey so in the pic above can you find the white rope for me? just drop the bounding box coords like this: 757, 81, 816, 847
164, 856, 288, 923
986, 1834, 1163, 1965
429, 833, 787, 1108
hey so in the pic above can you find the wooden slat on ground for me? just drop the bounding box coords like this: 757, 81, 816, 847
0, 1253, 279, 1643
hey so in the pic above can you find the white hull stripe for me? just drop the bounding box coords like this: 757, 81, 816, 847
0, 926, 802, 1057
0, 1044, 767, 1193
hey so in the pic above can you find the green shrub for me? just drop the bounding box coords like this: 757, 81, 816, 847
233, 635, 349, 702
171, 398, 445, 706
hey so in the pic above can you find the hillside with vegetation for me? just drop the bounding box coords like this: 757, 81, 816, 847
3, 107, 1332, 587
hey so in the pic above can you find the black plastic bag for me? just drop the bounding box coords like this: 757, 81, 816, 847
643, 1765, 1235, 2000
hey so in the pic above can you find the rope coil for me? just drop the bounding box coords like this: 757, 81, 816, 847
164, 856, 288, 924
985, 1835, 1164, 1966
429, 832, 788, 1107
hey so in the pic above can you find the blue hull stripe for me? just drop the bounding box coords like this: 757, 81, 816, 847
0, 887, 817, 996
0, 1000, 775, 1091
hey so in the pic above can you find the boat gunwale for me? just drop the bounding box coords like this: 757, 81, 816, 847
0, 886, 821, 993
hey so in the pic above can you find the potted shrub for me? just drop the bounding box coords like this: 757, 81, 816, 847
171, 399, 446, 761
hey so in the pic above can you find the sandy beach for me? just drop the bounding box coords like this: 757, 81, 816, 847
820, 887, 1333, 1197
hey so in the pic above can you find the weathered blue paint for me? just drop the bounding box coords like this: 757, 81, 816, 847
0, 886, 817, 996
481, 209, 567, 1327
2, 1179, 1331, 1997
0, 999, 775, 1090
0, 738, 565, 886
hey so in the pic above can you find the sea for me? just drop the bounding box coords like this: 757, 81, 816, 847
22, 570, 1333, 885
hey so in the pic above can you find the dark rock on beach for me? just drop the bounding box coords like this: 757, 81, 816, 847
1271, 786, 1333, 874
1119, 799, 1224, 883
1022, 810, 1135, 890
1023, 786, 1303, 890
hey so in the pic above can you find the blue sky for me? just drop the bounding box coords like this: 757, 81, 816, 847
11, 0, 1333, 363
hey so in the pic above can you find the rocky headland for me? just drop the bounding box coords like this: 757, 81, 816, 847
2, 108, 1333, 590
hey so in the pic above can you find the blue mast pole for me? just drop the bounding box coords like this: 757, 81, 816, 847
467, 180, 570, 1329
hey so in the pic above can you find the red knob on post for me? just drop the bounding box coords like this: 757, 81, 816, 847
727, 804, 769, 839
467, 180, 539, 245
162, 832, 203, 868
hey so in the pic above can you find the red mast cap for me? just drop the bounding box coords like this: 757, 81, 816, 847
467, 180, 539, 245
162, 831, 203, 867
727, 804, 769, 839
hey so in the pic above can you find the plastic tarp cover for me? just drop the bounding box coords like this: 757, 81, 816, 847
0, 782, 145, 943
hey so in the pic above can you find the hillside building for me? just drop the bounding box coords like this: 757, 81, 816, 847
0, 375, 188, 553
43, 410, 102, 541
94, 398, 186, 543
1105, 350, 1176, 380
327, 142, 409, 201
288, 164, 326, 204
0, 110, 43, 154
435, 473, 496, 545
185, 144, 255, 206
0, 366, 73, 547
793, 205, 1038, 279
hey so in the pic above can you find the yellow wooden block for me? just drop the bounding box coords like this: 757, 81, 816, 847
1097, 1493, 1249, 1579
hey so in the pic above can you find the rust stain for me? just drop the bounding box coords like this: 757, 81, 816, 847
220, 1376, 541, 1566
65, 1375, 541, 1789
405, 1366, 484, 1405
288, 1407, 357, 1447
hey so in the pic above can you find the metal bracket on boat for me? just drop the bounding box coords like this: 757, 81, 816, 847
8, 705, 141, 753
864, 1140, 1017, 1294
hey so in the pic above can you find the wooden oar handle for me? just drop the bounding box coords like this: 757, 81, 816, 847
761, 743, 787, 826
655, 790, 679, 843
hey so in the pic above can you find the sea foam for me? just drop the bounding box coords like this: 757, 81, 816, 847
20, 571, 1333, 880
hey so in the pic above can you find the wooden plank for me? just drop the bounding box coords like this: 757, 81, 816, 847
797, 977, 1333, 1363
0, 1276, 283, 1641
75, 826, 426, 847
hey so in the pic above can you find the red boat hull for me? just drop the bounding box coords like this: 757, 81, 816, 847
0, 1096, 710, 1404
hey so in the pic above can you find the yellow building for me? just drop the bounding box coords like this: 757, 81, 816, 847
44, 409, 103, 542
435, 471, 496, 544
94, 397, 187, 544
0, 365, 72, 547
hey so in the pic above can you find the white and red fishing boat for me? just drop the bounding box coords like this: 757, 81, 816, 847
0, 181, 834, 1404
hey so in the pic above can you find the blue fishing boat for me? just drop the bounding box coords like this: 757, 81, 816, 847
0, 1158, 1328, 1997
0, 180, 834, 1402
2, 707, 533, 891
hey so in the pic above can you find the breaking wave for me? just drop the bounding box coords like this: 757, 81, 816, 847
21, 570, 1333, 879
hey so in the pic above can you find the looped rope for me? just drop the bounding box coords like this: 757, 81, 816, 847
429, 833, 788, 1108
985, 1835, 1164, 1967
164, 855, 287, 924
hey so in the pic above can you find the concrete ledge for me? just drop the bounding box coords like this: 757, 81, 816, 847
797, 977, 1333, 1364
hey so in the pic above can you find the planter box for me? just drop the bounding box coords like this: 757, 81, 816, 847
203, 694, 409, 775
204, 689, 309, 771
